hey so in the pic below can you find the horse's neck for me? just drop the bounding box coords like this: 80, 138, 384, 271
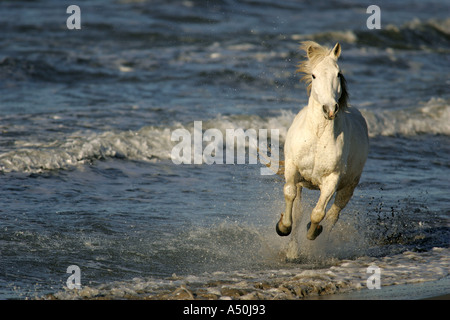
306, 97, 342, 138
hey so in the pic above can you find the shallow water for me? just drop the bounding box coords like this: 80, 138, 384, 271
0, 0, 449, 299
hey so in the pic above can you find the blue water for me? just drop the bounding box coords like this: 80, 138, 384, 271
0, 0, 449, 299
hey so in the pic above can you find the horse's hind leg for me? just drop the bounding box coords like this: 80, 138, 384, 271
325, 182, 357, 228
276, 161, 300, 236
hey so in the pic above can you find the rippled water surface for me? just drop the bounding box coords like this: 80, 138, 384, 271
0, 0, 449, 299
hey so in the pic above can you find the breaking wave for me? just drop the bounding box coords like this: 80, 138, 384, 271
361, 97, 450, 136
1, 97, 448, 173
42, 246, 450, 300
291, 17, 450, 50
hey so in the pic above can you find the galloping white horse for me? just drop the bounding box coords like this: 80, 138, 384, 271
276, 41, 369, 240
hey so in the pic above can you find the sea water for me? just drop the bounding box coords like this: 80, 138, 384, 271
0, 0, 449, 299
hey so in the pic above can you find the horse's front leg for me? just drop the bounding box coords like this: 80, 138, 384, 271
276, 162, 299, 236
307, 174, 339, 240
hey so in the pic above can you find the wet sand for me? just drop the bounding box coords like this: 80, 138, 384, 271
308, 276, 450, 300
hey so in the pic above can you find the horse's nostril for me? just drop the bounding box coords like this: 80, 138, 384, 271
323, 105, 327, 114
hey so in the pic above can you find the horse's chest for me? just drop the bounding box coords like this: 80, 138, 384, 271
295, 134, 344, 185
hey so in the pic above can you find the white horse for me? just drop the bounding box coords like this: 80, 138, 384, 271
276, 41, 369, 240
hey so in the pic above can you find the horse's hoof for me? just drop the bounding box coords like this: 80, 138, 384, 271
276, 220, 292, 237
306, 222, 322, 240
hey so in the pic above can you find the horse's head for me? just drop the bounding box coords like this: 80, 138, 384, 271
309, 43, 342, 120
298, 42, 348, 120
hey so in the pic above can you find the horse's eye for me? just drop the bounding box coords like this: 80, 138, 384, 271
312, 74, 316, 79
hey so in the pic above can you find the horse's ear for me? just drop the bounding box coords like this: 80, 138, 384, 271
331, 42, 341, 60
306, 44, 317, 59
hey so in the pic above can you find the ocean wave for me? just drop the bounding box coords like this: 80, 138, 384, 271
2, 17, 447, 90
0, 57, 59, 82
362, 97, 450, 137
291, 30, 358, 44
291, 17, 450, 50
357, 17, 450, 50
0, 126, 174, 173
42, 246, 449, 300
1, 98, 449, 173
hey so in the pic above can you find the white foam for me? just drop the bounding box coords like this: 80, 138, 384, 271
43, 246, 450, 300
291, 30, 358, 44
361, 97, 450, 137
1, 98, 448, 173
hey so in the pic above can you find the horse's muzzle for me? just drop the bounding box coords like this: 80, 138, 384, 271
323, 104, 339, 120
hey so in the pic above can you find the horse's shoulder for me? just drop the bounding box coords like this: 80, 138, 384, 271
343, 106, 368, 134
